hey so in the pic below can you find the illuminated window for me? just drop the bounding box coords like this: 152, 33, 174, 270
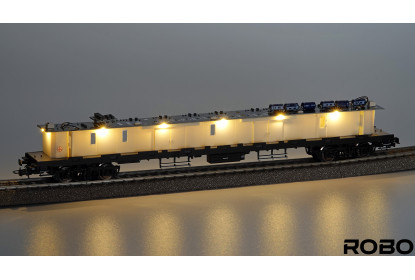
122, 130, 128, 142
210, 124, 215, 135
91, 133, 96, 144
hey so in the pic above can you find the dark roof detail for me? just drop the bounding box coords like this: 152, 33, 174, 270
38, 103, 382, 132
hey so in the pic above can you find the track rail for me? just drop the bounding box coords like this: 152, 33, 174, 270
2, 146, 415, 190
0, 177, 53, 187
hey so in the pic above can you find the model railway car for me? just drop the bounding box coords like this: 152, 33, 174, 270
14, 96, 399, 182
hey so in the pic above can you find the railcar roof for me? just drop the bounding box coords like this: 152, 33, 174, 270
38, 104, 383, 132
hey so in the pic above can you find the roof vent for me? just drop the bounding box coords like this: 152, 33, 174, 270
90, 112, 117, 127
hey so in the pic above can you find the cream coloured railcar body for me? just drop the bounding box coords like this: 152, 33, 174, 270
41, 110, 375, 159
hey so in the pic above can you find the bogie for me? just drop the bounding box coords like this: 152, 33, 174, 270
50, 164, 120, 182
306, 142, 376, 162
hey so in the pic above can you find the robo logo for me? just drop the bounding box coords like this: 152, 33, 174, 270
344, 239, 414, 255
57, 146, 63, 152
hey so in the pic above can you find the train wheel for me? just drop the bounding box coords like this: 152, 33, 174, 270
53, 167, 73, 183
310, 147, 322, 161
98, 163, 115, 180
312, 152, 321, 161
320, 147, 336, 162
357, 143, 373, 157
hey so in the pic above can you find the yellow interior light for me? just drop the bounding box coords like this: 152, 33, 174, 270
96, 126, 109, 137
216, 118, 228, 128
158, 123, 169, 129
329, 110, 340, 121
275, 114, 286, 121
40, 128, 45, 132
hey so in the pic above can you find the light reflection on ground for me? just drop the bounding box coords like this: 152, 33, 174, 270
82, 215, 123, 256
203, 206, 240, 255
27, 219, 62, 256
259, 202, 295, 255
314, 191, 350, 255
144, 211, 182, 256
1, 170, 415, 255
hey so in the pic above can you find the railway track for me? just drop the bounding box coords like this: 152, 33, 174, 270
0, 177, 53, 187
1, 145, 415, 190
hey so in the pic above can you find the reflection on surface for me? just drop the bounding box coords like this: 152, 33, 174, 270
260, 202, 295, 255
144, 211, 182, 255
2, 171, 414, 256
314, 192, 349, 255
83, 215, 122, 255
358, 187, 389, 240
203, 206, 240, 255
27, 220, 62, 256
